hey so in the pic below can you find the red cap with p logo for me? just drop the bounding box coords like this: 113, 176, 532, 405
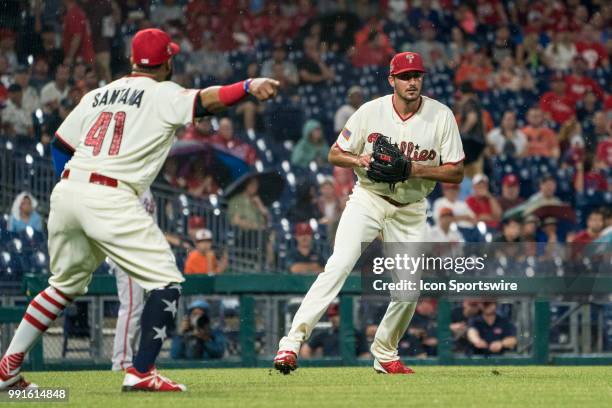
389, 52, 426, 75
131, 28, 180, 67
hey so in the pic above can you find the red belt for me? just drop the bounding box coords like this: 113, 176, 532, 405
61, 169, 118, 188
377, 194, 414, 207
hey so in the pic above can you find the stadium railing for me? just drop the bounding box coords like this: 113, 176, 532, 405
2, 274, 611, 371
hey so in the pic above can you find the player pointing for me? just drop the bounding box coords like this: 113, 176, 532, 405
0, 28, 279, 392
274, 52, 464, 374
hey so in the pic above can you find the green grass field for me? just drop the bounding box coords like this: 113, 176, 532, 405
10, 366, 612, 407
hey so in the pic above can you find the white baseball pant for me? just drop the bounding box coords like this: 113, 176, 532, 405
111, 263, 144, 371
279, 185, 427, 363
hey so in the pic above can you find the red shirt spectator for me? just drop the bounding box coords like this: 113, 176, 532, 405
575, 24, 608, 69
455, 52, 493, 92
476, 0, 507, 26
466, 174, 502, 229
539, 74, 575, 125
210, 118, 258, 165
596, 138, 612, 167
351, 31, 394, 68
572, 210, 605, 244
62, 0, 95, 65
566, 74, 605, 103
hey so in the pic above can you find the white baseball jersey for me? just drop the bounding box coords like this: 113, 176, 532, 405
335, 95, 464, 203
55, 75, 199, 195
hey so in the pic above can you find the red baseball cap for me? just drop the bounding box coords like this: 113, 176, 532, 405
295, 222, 313, 236
389, 52, 426, 75
188, 215, 205, 230
131, 28, 180, 66
503, 174, 519, 187
439, 207, 454, 217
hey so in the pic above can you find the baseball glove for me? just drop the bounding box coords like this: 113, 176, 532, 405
366, 135, 412, 192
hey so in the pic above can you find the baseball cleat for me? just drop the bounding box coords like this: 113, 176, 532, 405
122, 366, 186, 392
0, 374, 38, 391
373, 359, 415, 374
273, 350, 297, 375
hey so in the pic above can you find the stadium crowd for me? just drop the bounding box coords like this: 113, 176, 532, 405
0, 0, 611, 360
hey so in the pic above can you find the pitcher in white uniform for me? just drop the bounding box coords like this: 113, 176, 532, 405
0, 28, 279, 392
274, 51, 465, 374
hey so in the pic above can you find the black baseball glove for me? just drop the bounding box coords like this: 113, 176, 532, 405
366, 135, 412, 192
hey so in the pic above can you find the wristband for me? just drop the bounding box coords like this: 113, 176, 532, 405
243, 78, 253, 94
218, 80, 248, 106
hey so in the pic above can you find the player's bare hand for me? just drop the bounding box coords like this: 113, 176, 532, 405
249, 78, 280, 101
355, 153, 372, 169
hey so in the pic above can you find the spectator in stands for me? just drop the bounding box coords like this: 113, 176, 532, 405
497, 174, 524, 213
428, 208, 464, 243
36, 25, 64, 75
467, 300, 517, 356
521, 107, 560, 158
334, 86, 363, 134
475, 0, 508, 27
29, 58, 51, 93
261, 43, 299, 87
40, 64, 70, 109
405, 299, 438, 357
171, 299, 226, 360
455, 82, 489, 177
13, 66, 41, 114
595, 128, 612, 167
585, 111, 610, 152
527, 174, 563, 205
432, 183, 476, 228
455, 50, 493, 92
187, 164, 219, 199
571, 209, 605, 244
352, 29, 394, 68
0, 28, 17, 73
489, 25, 517, 66
408, 0, 441, 33
287, 222, 325, 275
317, 178, 341, 243
486, 110, 527, 157
558, 119, 585, 158
403, 21, 447, 71
575, 24, 608, 69
62, 0, 95, 66
521, 214, 539, 242
447, 26, 474, 69
574, 155, 608, 193
8, 192, 43, 233
228, 177, 269, 231
576, 91, 601, 131
325, 17, 355, 55
1, 84, 35, 141
493, 56, 534, 92
494, 218, 522, 243
291, 119, 329, 168
150, 0, 183, 26
210, 118, 258, 165
515, 31, 547, 70
297, 36, 335, 85
184, 228, 228, 275
288, 182, 322, 223
300, 303, 370, 358
187, 33, 232, 82
466, 174, 503, 229
539, 73, 576, 126
84, 0, 114, 84
333, 166, 354, 208
450, 299, 481, 353
565, 56, 604, 104
544, 31, 577, 71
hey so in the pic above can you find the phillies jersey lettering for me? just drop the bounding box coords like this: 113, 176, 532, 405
336, 95, 464, 203
55, 75, 199, 195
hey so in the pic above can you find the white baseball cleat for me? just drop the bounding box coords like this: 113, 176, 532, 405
0, 374, 38, 391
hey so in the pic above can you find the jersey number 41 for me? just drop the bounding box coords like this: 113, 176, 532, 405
84, 111, 126, 156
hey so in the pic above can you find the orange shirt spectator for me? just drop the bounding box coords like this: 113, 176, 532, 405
455, 52, 492, 92
62, 0, 95, 65
184, 229, 227, 275
521, 107, 560, 158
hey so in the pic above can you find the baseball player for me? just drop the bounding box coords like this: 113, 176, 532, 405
110, 189, 156, 372
0, 28, 279, 392
274, 52, 464, 374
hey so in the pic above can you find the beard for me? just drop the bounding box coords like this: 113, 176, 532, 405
397, 88, 421, 103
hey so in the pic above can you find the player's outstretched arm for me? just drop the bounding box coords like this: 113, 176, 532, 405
198, 78, 280, 114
